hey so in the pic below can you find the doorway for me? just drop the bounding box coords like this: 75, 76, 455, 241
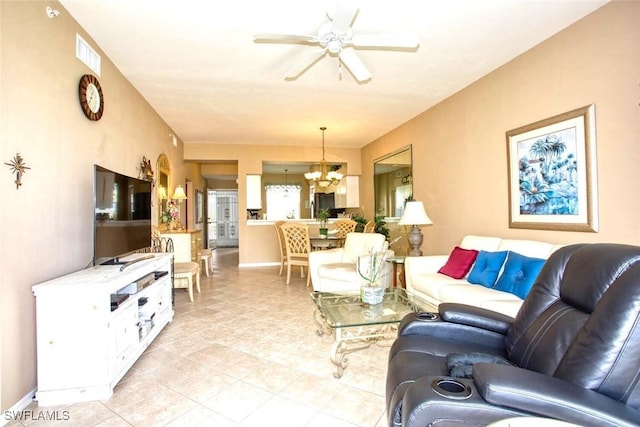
207, 189, 238, 248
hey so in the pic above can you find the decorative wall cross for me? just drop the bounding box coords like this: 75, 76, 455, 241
5, 153, 30, 189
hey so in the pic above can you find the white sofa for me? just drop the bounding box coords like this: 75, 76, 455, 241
309, 232, 394, 292
405, 235, 563, 317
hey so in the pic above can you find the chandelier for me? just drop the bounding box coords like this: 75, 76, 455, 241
305, 127, 343, 187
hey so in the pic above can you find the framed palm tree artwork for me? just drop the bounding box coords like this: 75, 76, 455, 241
506, 104, 598, 232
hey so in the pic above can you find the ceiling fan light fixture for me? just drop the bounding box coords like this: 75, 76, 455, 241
254, 2, 418, 83
327, 39, 342, 54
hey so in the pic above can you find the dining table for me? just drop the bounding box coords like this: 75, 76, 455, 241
308, 235, 345, 251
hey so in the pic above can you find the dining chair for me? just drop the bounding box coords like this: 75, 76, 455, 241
364, 220, 375, 233
333, 219, 357, 238
280, 222, 311, 286
273, 221, 287, 275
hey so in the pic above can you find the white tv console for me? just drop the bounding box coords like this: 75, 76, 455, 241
32, 253, 174, 406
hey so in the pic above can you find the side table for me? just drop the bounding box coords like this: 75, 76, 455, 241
387, 256, 406, 288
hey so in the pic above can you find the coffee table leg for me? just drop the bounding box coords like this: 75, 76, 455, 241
313, 308, 331, 336
313, 311, 396, 378
330, 328, 375, 378
331, 339, 349, 378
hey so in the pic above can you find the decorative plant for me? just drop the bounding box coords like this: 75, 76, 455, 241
374, 214, 390, 240
357, 240, 390, 287
316, 208, 331, 235
351, 213, 367, 232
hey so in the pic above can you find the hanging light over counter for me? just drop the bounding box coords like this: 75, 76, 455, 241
305, 126, 343, 188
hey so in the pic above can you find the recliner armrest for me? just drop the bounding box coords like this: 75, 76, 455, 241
396, 309, 508, 350
439, 303, 513, 335
473, 363, 640, 427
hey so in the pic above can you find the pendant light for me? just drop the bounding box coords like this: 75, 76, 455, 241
305, 127, 343, 188
283, 169, 289, 198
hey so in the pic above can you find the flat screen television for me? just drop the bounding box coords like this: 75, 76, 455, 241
94, 165, 152, 265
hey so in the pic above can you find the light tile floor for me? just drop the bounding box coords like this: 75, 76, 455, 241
17, 248, 391, 426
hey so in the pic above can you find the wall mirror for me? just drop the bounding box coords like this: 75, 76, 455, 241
157, 154, 171, 224
374, 145, 413, 218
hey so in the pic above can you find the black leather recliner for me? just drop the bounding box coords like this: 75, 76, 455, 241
386, 243, 640, 426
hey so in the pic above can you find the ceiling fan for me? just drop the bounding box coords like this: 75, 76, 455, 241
254, 1, 419, 83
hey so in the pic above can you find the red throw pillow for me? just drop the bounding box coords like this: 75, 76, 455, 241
438, 246, 479, 279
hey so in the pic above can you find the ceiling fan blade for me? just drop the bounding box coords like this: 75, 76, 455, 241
330, 0, 359, 34
352, 34, 419, 49
338, 49, 371, 83
254, 33, 317, 44
285, 48, 328, 80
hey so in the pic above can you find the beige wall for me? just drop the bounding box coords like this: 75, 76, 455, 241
363, 0, 640, 255
182, 162, 207, 232
0, 1, 189, 410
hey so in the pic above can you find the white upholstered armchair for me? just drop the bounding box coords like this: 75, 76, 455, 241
309, 232, 394, 292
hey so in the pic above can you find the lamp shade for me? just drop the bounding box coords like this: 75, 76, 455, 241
171, 185, 187, 200
398, 201, 433, 226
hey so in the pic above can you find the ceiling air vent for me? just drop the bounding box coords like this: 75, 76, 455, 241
76, 34, 101, 76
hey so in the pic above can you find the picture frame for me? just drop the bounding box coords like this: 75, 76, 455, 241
195, 190, 203, 224
506, 104, 598, 232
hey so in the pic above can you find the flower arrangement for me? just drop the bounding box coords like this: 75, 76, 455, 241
162, 201, 180, 228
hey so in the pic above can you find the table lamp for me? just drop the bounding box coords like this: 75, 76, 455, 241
170, 185, 188, 230
171, 185, 187, 201
398, 201, 433, 256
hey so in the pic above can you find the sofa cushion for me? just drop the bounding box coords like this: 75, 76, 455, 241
492, 252, 546, 299
497, 239, 556, 259
411, 273, 469, 301
467, 250, 508, 287
438, 246, 479, 279
439, 283, 521, 307
459, 235, 503, 252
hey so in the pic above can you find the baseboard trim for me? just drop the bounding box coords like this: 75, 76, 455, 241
238, 262, 279, 268
2, 388, 35, 426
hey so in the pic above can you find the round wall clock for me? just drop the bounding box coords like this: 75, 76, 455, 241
78, 74, 104, 121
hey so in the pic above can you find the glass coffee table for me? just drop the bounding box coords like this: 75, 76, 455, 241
310, 288, 434, 378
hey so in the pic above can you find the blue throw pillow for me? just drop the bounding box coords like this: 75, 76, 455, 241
492, 252, 546, 299
467, 250, 508, 287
